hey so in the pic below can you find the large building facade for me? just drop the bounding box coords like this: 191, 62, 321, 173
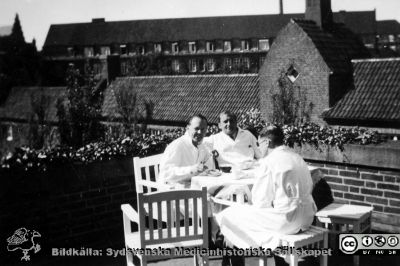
41, 0, 389, 85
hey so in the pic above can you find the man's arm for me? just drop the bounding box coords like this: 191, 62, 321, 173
159, 144, 204, 184
251, 162, 274, 207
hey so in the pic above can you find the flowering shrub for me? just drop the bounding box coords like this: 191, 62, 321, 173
1, 108, 383, 172
238, 108, 266, 136
283, 123, 382, 151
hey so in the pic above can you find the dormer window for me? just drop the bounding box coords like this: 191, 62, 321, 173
84, 47, 94, 57
154, 43, 162, 53
206, 42, 215, 52
223, 41, 231, 52
286, 65, 299, 83
189, 42, 197, 53
172, 42, 179, 54
259, 39, 270, 51
241, 40, 249, 51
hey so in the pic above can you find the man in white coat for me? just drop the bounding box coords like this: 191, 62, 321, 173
216, 125, 317, 265
203, 111, 261, 169
159, 114, 212, 188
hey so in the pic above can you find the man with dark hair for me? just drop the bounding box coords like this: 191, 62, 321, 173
215, 125, 317, 265
204, 111, 261, 168
159, 114, 212, 187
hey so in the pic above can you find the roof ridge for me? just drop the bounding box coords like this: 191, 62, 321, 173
352, 57, 400, 63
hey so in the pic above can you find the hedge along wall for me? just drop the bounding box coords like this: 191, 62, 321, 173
296, 143, 400, 233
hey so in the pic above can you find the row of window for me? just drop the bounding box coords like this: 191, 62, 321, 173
119, 57, 265, 75
75, 39, 270, 57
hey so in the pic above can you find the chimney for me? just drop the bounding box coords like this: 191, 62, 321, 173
279, 0, 284, 15
92, 18, 105, 23
305, 0, 333, 28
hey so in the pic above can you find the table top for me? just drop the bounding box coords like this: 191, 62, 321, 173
316, 203, 373, 220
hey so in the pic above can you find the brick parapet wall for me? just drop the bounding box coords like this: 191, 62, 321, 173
307, 160, 400, 232
0, 158, 136, 260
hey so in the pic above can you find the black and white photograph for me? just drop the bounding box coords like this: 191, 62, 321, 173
1, 0, 399, 265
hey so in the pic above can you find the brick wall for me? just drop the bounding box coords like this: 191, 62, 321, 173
259, 20, 331, 124
0, 158, 136, 263
308, 160, 400, 232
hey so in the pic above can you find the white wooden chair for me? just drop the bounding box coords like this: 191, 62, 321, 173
133, 154, 170, 194
121, 187, 209, 266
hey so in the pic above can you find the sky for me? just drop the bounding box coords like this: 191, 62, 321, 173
1, 0, 400, 51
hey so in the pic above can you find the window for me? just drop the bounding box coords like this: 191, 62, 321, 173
389, 35, 395, 42
259, 39, 270, 51
206, 58, 215, 72
100, 46, 110, 56
233, 58, 241, 69
6, 125, 13, 142
189, 42, 197, 53
172, 60, 180, 72
121, 61, 131, 75
241, 40, 249, 51
286, 65, 299, 83
189, 59, 197, 72
172, 42, 179, 54
223, 41, 231, 52
206, 41, 215, 52
198, 59, 206, 72
223, 58, 232, 70
154, 43, 162, 53
259, 56, 266, 67
67, 47, 74, 56
84, 47, 94, 57
93, 63, 101, 75
119, 44, 127, 55
242, 57, 250, 70
138, 45, 145, 55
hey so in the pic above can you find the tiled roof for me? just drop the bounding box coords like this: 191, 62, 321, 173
377, 20, 400, 35
43, 11, 376, 47
293, 19, 370, 73
0, 87, 67, 123
323, 58, 400, 124
102, 74, 260, 125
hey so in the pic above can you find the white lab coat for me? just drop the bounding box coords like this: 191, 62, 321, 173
159, 132, 212, 188
203, 128, 261, 167
215, 146, 317, 249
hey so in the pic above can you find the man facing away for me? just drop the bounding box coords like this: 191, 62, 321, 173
216, 125, 317, 265
203, 111, 261, 168
159, 114, 212, 188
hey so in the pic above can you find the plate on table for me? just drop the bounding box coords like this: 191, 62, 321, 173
198, 169, 222, 177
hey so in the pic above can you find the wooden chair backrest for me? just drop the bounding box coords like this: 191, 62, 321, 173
133, 154, 163, 194
138, 187, 209, 248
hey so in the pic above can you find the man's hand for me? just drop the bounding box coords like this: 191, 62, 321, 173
197, 163, 208, 173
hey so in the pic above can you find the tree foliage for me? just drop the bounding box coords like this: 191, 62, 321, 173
271, 71, 313, 125
56, 64, 105, 147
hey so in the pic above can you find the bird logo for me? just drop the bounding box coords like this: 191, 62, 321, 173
6, 227, 41, 261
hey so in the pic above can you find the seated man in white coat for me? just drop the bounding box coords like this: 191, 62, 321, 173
159, 114, 212, 188
203, 111, 261, 169
216, 125, 317, 265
